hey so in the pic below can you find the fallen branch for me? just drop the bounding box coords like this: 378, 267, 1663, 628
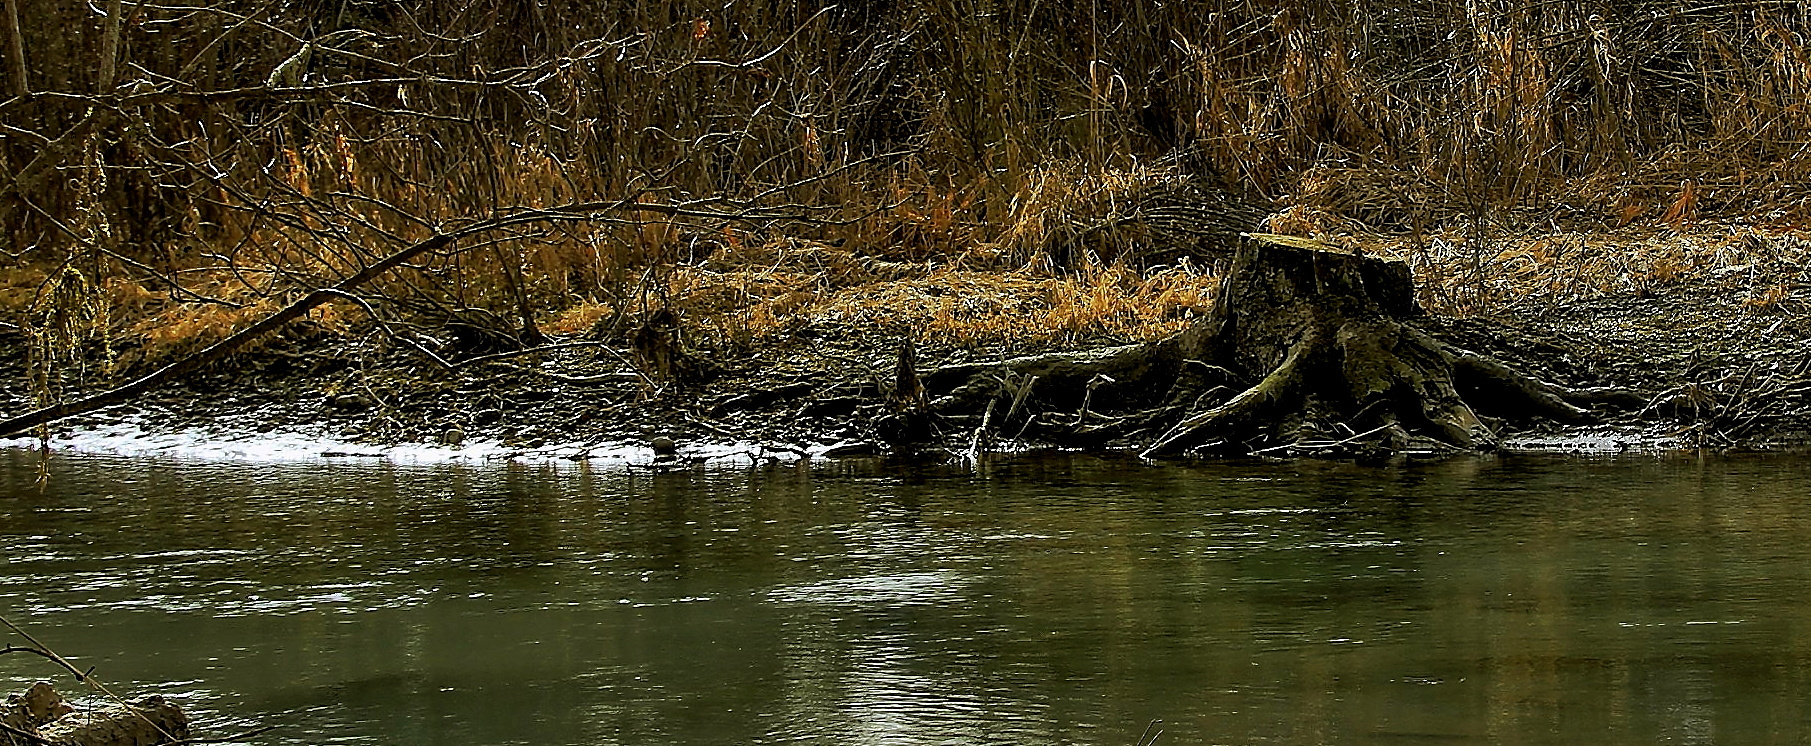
0, 229, 451, 439
0, 198, 812, 439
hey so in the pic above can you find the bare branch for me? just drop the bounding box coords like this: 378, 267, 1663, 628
0, 107, 114, 203
0, 193, 837, 437
97, 0, 125, 90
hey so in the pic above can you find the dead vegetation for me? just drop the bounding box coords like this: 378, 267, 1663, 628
2, 0, 1809, 446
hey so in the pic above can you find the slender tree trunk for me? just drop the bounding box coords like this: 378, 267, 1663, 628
97, 0, 124, 91
2, 0, 24, 96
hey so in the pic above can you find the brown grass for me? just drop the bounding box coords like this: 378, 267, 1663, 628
1377, 224, 1811, 317
661, 241, 1221, 356
4, 0, 1810, 374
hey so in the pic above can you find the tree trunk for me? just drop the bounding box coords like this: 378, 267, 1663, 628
2, 0, 25, 96
1141, 240, 1499, 456
924, 239, 1601, 458
97, 0, 124, 92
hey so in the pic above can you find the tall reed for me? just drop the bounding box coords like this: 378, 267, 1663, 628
2, 0, 1805, 340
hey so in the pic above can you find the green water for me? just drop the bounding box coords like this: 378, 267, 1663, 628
3, 450, 1809, 745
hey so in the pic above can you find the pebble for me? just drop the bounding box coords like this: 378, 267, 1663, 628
650, 436, 678, 456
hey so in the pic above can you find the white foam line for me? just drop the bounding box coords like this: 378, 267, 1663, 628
1, 422, 800, 466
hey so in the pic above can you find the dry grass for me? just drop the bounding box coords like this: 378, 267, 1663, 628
103, 271, 360, 371
667, 245, 1220, 356
995, 161, 1195, 268
1377, 224, 1811, 317
5, 0, 1810, 376
0, 266, 50, 319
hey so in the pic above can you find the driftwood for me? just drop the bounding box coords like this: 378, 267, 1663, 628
3, 682, 189, 746
921, 239, 1613, 458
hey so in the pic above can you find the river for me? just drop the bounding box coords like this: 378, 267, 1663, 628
3, 449, 1809, 745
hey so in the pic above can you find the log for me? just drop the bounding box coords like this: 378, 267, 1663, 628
3, 682, 73, 738
4, 683, 189, 746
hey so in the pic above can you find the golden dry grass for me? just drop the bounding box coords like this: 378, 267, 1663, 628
995, 161, 1192, 267
1370, 224, 1811, 318
9, 164, 1807, 377
681, 260, 1220, 354
6, 0, 1811, 414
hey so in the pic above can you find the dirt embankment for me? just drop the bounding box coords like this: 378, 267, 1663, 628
4, 227, 1808, 461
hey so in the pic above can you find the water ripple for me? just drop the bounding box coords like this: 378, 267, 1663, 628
767, 570, 971, 607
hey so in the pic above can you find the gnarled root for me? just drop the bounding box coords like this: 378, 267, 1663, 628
1142, 336, 1308, 457
913, 242, 1632, 459
1137, 321, 1505, 458
1449, 348, 1592, 424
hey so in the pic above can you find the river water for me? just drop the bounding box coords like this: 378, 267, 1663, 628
2, 449, 1809, 745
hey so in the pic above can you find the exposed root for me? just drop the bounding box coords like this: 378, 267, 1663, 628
1142, 336, 1308, 457
1448, 348, 1593, 424
918, 240, 1646, 459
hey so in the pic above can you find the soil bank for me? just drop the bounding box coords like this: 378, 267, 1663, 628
3, 263, 1806, 462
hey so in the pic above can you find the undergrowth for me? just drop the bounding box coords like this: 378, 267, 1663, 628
3, 0, 1809, 379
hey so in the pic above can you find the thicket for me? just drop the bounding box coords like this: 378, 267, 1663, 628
2, 0, 1807, 387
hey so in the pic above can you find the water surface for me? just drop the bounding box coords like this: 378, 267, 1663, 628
3, 450, 1809, 745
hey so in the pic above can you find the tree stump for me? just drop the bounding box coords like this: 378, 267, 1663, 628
924, 239, 1600, 458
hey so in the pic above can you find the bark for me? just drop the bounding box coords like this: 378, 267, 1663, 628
97, 0, 124, 91
1140, 240, 1497, 456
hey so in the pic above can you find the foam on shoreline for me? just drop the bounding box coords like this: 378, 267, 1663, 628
0, 420, 806, 466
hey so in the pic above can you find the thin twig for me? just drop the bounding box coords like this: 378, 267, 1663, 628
166, 723, 283, 745
0, 643, 59, 664
457, 340, 615, 368
1248, 423, 1396, 455
0, 613, 181, 744
313, 288, 455, 371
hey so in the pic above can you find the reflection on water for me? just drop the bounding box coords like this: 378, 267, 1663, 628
769, 571, 971, 607
4, 450, 1811, 745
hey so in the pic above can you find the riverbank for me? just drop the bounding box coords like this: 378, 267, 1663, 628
3, 223, 1809, 462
